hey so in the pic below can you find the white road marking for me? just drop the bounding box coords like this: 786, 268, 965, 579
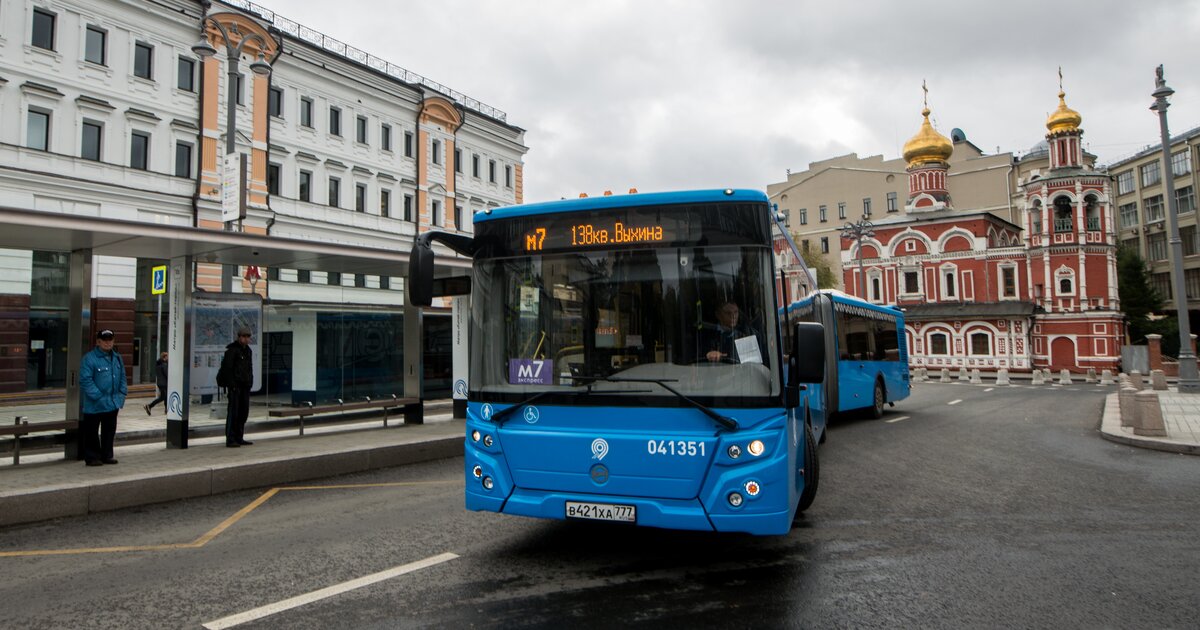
884, 415, 910, 424
203, 552, 459, 629
947, 399, 963, 406
984, 387, 995, 392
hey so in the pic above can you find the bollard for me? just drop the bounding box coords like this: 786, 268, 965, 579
1032, 370, 1045, 385
1059, 369, 1073, 385
1086, 367, 1097, 384
919, 367, 929, 382
1129, 370, 1144, 390
958, 366, 969, 382
970, 368, 982, 384
1118, 386, 1137, 428
996, 368, 1010, 386
1133, 391, 1168, 437
1100, 369, 1115, 386
940, 368, 951, 383
1150, 369, 1168, 391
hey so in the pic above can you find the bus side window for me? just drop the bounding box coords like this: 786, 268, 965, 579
874, 317, 900, 361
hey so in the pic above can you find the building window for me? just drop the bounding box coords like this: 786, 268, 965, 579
381, 124, 392, 152
505, 165, 513, 188
356, 115, 368, 144
297, 269, 311, 283
801, 239, 810, 251
130, 131, 150, 170
1147, 232, 1168, 261
380, 189, 391, 217
472, 154, 480, 177
1144, 194, 1165, 223
380, 276, 391, 290
355, 183, 366, 212
837, 202, 846, 219
1140, 161, 1161, 187
454, 205, 463, 228
887, 191, 898, 212
354, 274, 366, 288
1186, 268, 1200, 300
177, 56, 195, 92
27, 110, 49, 151
1001, 265, 1017, 298
403, 194, 413, 221
820, 237, 829, 254
870, 274, 882, 303
300, 97, 313, 128
174, 141, 192, 177
432, 140, 441, 165
1176, 185, 1196, 214
929, 332, 949, 355
267, 163, 281, 194
133, 42, 154, 80
1119, 202, 1139, 228
488, 159, 496, 183
329, 107, 341, 136
328, 177, 340, 207
299, 170, 312, 202
454, 148, 462, 173
1059, 277, 1073, 295
1172, 150, 1191, 177
32, 8, 55, 51
85, 26, 106, 65
818, 206, 827, 222
969, 332, 990, 356
404, 131, 414, 158
799, 209, 807, 225
1151, 272, 1172, 300
328, 272, 342, 286
432, 200, 442, 226
1116, 170, 1135, 195
1181, 225, 1197, 257
268, 87, 283, 118
863, 197, 872, 217
902, 270, 921, 295
941, 266, 957, 299
81, 121, 102, 161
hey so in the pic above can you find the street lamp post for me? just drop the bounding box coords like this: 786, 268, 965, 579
840, 217, 875, 300
1150, 64, 1200, 393
191, 2, 273, 232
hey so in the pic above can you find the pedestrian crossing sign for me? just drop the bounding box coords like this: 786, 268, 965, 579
151, 265, 167, 295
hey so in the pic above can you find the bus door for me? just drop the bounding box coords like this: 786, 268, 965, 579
835, 304, 876, 411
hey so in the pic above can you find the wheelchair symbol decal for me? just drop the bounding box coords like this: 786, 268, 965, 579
523, 406, 539, 424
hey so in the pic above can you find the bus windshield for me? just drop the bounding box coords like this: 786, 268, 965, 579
472, 244, 780, 405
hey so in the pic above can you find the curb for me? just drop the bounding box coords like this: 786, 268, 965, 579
0, 435, 464, 528
1097, 392, 1200, 456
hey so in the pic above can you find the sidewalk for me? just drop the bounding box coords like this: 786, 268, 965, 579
0, 395, 464, 528
1099, 387, 1200, 455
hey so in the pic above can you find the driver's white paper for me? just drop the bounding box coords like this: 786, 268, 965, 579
734, 335, 762, 364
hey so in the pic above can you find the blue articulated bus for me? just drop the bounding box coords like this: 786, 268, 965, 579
409, 189, 826, 535
787, 290, 910, 419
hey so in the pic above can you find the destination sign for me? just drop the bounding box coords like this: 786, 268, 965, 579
523, 221, 666, 252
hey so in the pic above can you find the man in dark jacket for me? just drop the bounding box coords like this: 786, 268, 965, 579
219, 327, 255, 447
80, 329, 127, 466
144, 352, 168, 415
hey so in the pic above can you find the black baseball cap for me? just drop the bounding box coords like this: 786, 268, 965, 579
96, 329, 114, 340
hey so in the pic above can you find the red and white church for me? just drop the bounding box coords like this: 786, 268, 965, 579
837, 90, 1124, 373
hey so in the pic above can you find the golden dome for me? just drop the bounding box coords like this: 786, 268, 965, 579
1046, 90, 1082, 135
903, 107, 953, 167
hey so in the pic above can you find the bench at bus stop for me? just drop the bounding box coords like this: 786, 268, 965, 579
1, 417, 78, 465
267, 396, 423, 436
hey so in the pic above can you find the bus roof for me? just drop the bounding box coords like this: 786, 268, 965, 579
473, 189, 770, 223
787, 289, 905, 315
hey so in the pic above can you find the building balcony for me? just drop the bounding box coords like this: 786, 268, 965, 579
1053, 218, 1074, 233
1086, 217, 1101, 231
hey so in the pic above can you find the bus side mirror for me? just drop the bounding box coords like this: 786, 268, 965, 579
408, 238, 434, 307
789, 322, 825, 385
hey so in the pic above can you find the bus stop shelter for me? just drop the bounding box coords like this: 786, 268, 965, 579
0, 206, 467, 454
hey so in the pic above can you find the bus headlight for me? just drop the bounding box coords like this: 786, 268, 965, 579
727, 445, 742, 459
482, 476, 494, 490
472, 465, 482, 479
744, 480, 761, 497
483, 434, 494, 447
728, 492, 743, 507
748, 440, 765, 456
471, 430, 481, 442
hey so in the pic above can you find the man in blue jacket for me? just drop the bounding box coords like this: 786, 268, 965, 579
80, 329, 127, 466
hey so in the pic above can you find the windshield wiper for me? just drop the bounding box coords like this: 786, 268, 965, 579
588, 376, 739, 431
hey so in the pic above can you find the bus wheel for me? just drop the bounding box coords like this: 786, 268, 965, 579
870, 380, 885, 419
795, 421, 820, 518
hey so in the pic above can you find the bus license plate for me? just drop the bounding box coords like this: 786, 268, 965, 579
565, 501, 636, 523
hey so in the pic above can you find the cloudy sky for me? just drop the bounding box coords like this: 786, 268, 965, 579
259, 0, 1200, 201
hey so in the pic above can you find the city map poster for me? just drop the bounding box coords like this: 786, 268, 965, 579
190, 292, 263, 395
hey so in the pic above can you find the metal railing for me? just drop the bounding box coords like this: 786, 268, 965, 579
1053, 218, 1074, 233
1086, 217, 1101, 231
217, 0, 508, 123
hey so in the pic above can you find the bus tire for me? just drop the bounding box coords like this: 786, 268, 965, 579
870, 380, 885, 419
795, 421, 820, 517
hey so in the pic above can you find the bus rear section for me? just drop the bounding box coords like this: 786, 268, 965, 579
442, 190, 824, 535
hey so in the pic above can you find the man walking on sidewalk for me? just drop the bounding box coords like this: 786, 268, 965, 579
80, 329, 127, 466
218, 327, 254, 447
144, 352, 168, 414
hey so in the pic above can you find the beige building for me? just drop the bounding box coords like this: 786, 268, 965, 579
1106, 125, 1200, 328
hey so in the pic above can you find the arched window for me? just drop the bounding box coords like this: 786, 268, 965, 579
1085, 194, 1100, 231
969, 332, 991, 356
929, 332, 950, 355
1030, 199, 1043, 235
1053, 196, 1073, 233
1059, 277, 1073, 294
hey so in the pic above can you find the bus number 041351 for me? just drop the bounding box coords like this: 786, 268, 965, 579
647, 439, 705, 457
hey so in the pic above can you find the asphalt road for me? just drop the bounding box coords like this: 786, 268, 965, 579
2, 382, 1198, 629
